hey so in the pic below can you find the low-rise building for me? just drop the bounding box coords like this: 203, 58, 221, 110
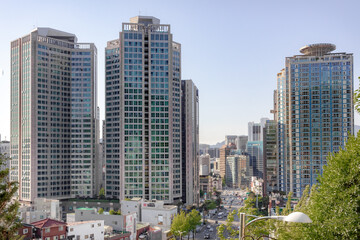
17, 223, 34, 240
209, 174, 222, 191
141, 201, 177, 231
121, 198, 142, 220
19, 198, 61, 224
250, 177, 264, 196
60, 198, 120, 221
67, 220, 105, 240
31, 218, 67, 240
74, 208, 137, 240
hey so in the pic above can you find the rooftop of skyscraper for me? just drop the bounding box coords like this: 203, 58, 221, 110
299, 43, 336, 56
130, 16, 160, 25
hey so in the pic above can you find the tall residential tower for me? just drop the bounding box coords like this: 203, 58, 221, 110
181, 79, 199, 206
105, 16, 182, 203
276, 43, 354, 197
10, 28, 98, 202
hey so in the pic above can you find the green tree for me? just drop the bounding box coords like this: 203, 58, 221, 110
218, 194, 268, 240
274, 130, 360, 239
0, 154, 22, 239
187, 209, 202, 239
98, 208, 104, 214
99, 187, 105, 199
355, 80, 360, 114
116, 209, 121, 215
171, 211, 190, 240
109, 209, 115, 215
217, 210, 239, 240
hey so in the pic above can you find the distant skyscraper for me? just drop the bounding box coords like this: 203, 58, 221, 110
10, 28, 98, 201
246, 141, 264, 179
207, 148, 220, 158
219, 144, 235, 178
248, 119, 268, 142
225, 135, 237, 145
276, 43, 354, 197
0, 138, 10, 172
263, 120, 277, 194
235, 135, 248, 153
105, 16, 182, 203
181, 79, 199, 205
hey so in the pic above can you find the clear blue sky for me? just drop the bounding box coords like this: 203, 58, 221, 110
0, 0, 359, 144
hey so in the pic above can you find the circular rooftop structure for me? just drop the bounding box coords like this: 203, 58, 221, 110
299, 43, 336, 56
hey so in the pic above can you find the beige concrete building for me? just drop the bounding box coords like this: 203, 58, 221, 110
10, 28, 98, 202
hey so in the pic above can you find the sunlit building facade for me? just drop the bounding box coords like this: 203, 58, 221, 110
277, 43, 354, 196
10, 28, 98, 202
105, 16, 182, 203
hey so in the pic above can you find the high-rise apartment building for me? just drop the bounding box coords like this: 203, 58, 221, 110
10, 28, 98, 202
277, 43, 354, 197
105, 16, 182, 203
181, 79, 199, 205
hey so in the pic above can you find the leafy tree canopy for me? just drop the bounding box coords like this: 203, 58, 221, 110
0, 154, 22, 239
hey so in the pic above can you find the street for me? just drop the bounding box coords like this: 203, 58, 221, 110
191, 189, 246, 239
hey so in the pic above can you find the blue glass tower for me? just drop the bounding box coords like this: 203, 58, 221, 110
276, 44, 354, 197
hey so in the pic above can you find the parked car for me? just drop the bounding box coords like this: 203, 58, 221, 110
207, 225, 211, 229
209, 228, 214, 232
204, 233, 210, 239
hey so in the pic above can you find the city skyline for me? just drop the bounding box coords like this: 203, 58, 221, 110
1, 0, 360, 145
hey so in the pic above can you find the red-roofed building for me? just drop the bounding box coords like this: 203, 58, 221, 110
31, 218, 67, 240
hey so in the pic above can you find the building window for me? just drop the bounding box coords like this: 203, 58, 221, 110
91, 224, 94, 228
60, 235, 65, 239
59, 226, 63, 231
70, 228, 74, 232
23, 229, 28, 234
45, 238, 50, 240
54, 237, 58, 240
45, 228, 50, 233
85, 235, 89, 239
97, 223, 101, 227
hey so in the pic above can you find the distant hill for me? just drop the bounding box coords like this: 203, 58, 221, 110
199, 140, 225, 149
211, 140, 225, 148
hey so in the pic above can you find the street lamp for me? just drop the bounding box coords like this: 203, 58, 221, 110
239, 212, 312, 240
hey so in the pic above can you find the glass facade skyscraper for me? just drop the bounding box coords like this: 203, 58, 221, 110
276, 43, 354, 197
105, 16, 182, 203
10, 28, 98, 202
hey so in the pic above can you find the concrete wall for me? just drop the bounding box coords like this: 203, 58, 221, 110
141, 206, 177, 230
67, 220, 104, 240
121, 199, 142, 220
75, 208, 124, 231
